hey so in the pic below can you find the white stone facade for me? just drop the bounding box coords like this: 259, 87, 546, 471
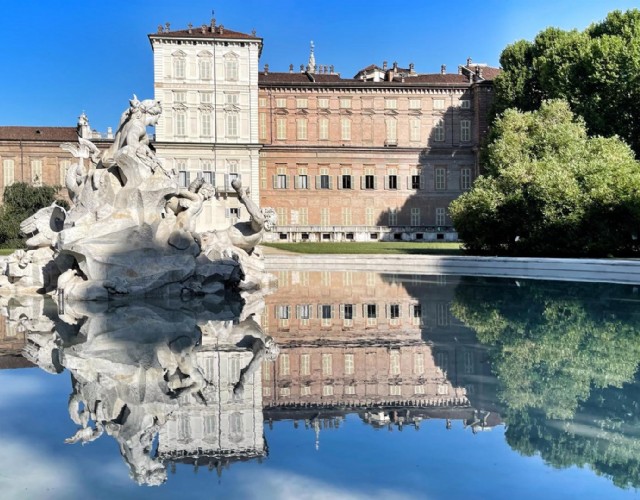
149, 23, 262, 231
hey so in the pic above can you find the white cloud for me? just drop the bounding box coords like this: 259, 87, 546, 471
0, 372, 49, 408
239, 469, 419, 500
0, 436, 82, 500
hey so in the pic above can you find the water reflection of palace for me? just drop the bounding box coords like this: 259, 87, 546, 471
260, 271, 501, 425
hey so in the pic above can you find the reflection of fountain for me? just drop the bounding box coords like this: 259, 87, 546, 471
18, 293, 277, 486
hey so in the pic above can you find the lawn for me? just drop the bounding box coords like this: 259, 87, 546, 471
263, 241, 463, 255
0, 249, 16, 256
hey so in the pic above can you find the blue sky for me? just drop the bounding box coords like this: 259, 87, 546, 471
2, 0, 639, 133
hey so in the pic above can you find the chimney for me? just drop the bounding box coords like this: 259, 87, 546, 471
211, 18, 216, 29
264, 64, 269, 75
383, 61, 388, 70
409, 63, 415, 73
393, 61, 398, 71
330, 65, 334, 74
218, 25, 225, 34
300, 64, 305, 73
188, 23, 193, 34
289, 64, 294, 73
157, 24, 163, 34
201, 24, 207, 34
467, 57, 472, 67
441, 64, 446, 74
458, 65, 462, 75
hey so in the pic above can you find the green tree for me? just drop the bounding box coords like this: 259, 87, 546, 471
450, 100, 640, 256
493, 9, 640, 157
0, 183, 67, 249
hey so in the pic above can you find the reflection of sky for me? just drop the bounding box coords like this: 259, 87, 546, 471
1, 369, 638, 499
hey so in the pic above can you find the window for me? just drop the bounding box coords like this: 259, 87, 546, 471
259, 113, 267, 140
364, 168, 376, 190
389, 304, 400, 319
298, 304, 312, 320
436, 207, 446, 226
318, 97, 329, 109
390, 351, 401, 375
464, 351, 474, 374
318, 168, 331, 189
280, 387, 291, 397
460, 119, 471, 142
342, 304, 354, 320
276, 98, 287, 108
296, 98, 308, 109
229, 207, 240, 219
225, 56, 239, 81
387, 172, 398, 190
366, 304, 377, 319
411, 208, 421, 226
276, 305, 290, 320
178, 170, 189, 188
301, 354, 310, 375
460, 99, 471, 109
301, 385, 311, 396
200, 168, 214, 186
226, 113, 238, 137
414, 353, 425, 375
437, 303, 449, 327
461, 167, 472, 190
433, 98, 445, 110
276, 207, 287, 226
323, 385, 334, 396
365, 207, 374, 226
385, 99, 397, 109
409, 98, 422, 110
414, 385, 425, 395
280, 353, 290, 375
201, 112, 212, 136
345, 385, 356, 395
276, 118, 287, 140
297, 173, 309, 189
173, 56, 186, 78
322, 353, 333, 375
319, 118, 329, 140
433, 119, 445, 142
435, 167, 446, 190
389, 208, 397, 226
321, 304, 332, 319
385, 119, 397, 144
259, 97, 267, 107
339, 98, 351, 109
296, 119, 308, 140
59, 159, 70, 185
341, 174, 352, 189
342, 207, 352, 225
225, 93, 239, 106
174, 91, 186, 103
410, 117, 421, 142
341, 118, 351, 140
175, 111, 186, 136
31, 159, 43, 186
411, 175, 421, 189
389, 385, 402, 396
199, 58, 212, 80
344, 354, 354, 375
200, 92, 212, 104
2, 160, 15, 187
320, 207, 330, 226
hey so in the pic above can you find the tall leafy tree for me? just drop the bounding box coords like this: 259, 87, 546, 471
493, 9, 640, 157
450, 100, 640, 256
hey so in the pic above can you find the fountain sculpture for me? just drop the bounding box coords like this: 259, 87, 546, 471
0, 96, 276, 300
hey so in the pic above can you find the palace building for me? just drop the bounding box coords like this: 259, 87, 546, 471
0, 19, 499, 240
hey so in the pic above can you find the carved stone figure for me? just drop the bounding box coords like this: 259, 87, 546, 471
1, 96, 273, 300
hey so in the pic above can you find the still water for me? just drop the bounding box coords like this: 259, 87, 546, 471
1, 272, 639, 499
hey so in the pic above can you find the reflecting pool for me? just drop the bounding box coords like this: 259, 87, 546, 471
1, 272, 640, 499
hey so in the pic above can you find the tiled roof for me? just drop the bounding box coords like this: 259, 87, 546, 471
149, 25, 260, 41
0, 126, 77, 142
259, 72, 472, 87
459, 64, 502, 81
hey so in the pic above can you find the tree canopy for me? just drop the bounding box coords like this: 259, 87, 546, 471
0, 183, 67, 249
449, 100, 640, 256
492, 9, 640, 157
